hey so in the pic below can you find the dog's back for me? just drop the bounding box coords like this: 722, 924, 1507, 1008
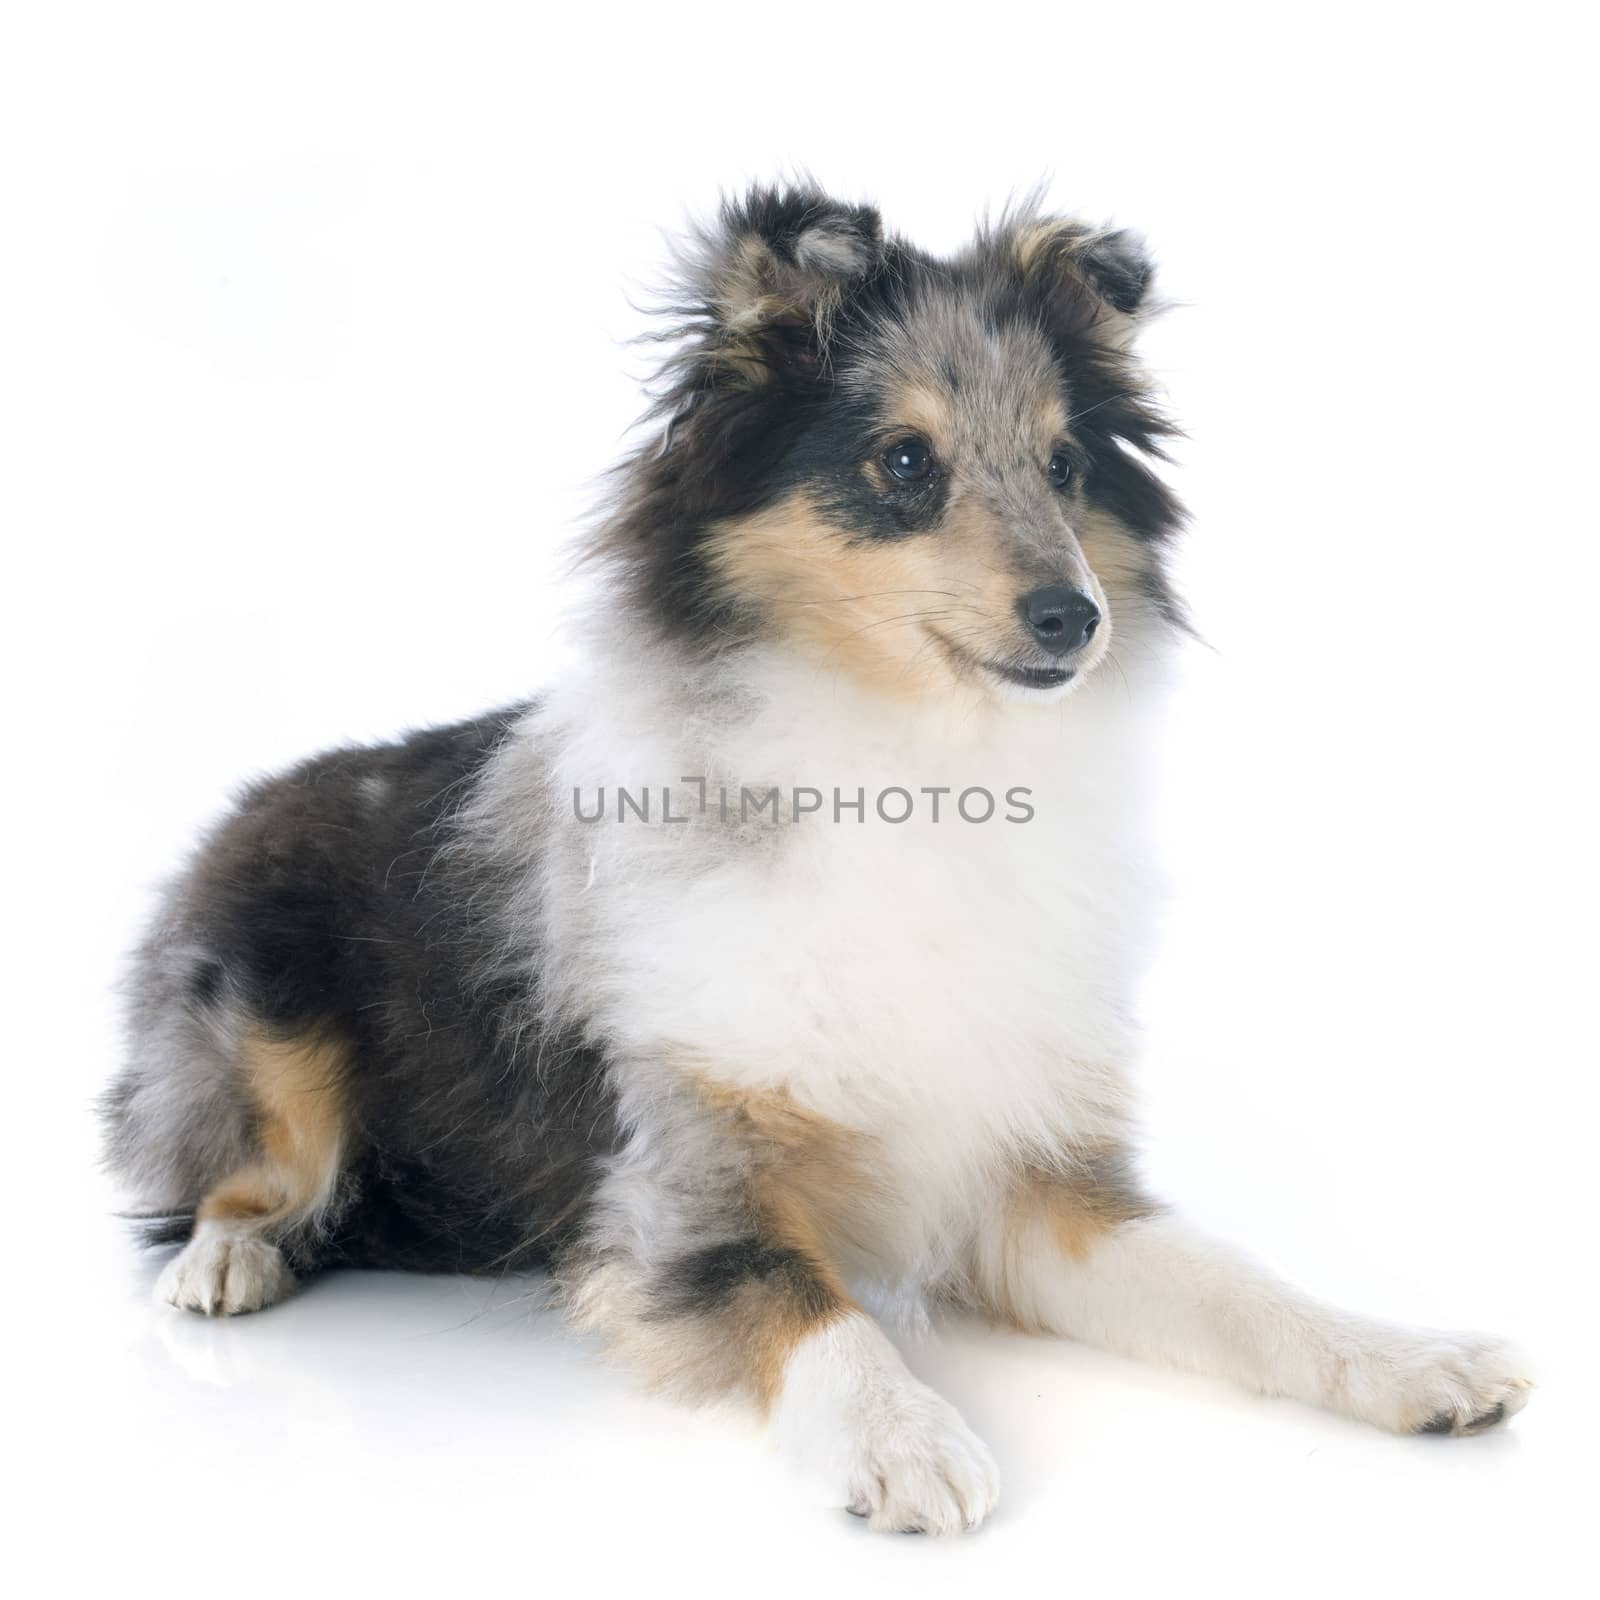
103, 704, 618, 1284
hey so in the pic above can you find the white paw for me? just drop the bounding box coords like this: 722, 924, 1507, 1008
156, 1221, 295, 1316
840, 1385, 1000, 1534
772, 1315, 1000, 1535
1335, 1324, 1534, 1436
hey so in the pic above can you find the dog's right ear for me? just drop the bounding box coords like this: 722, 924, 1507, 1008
672, 185, 884, 383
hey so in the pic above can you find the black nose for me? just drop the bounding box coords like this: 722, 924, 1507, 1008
1018, 585, 1101, 656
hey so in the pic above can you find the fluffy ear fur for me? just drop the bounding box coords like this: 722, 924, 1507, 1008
1001, 214, 1157, 341
671, 184, 885, 382
595, 186, 883, 640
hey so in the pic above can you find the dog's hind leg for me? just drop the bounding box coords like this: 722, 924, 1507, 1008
152, 1025, 349, 1316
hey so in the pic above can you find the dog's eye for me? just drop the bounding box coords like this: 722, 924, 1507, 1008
1047, 451, 1073, 489
883, 439, 933, 482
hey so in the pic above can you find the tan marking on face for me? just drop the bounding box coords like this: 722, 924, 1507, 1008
880, 375, 1067, 467
879, 377, 959, 451
706, 489, 1047, 700
1034, 388, 1071, 450
197, 1027, 347, 1227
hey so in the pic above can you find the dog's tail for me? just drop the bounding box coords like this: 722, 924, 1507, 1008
120, 1211, 195, 1249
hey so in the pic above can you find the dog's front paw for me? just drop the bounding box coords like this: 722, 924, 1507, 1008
772, 1314, 1000, 1534
841, 1384, 1000, 1534
1335, 1324, 1534, 1436
156, 1221, 294, 1316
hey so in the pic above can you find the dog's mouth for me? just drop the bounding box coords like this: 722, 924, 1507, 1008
988, 661, 1074, 690
927, 630, 1080, 695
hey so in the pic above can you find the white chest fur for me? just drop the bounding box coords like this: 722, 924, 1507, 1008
497, 643, 1171, 1281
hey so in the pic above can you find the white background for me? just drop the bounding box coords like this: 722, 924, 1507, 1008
3, 4, 1595, 1595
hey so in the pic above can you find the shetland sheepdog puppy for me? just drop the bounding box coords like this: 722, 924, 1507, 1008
104, 185, 1532, 1533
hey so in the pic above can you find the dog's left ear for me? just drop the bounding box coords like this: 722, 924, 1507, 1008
1009, 218, 1156, 340
680, 185, 885, 380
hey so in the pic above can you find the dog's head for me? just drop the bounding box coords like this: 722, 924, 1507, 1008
601, 185, 1185, 704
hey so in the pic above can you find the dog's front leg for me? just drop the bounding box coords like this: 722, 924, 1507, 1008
973, 1163, 1533, 1435
559, 1089, 999, 1533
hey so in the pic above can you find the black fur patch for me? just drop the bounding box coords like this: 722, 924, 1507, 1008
655, 1238, 836, 1320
